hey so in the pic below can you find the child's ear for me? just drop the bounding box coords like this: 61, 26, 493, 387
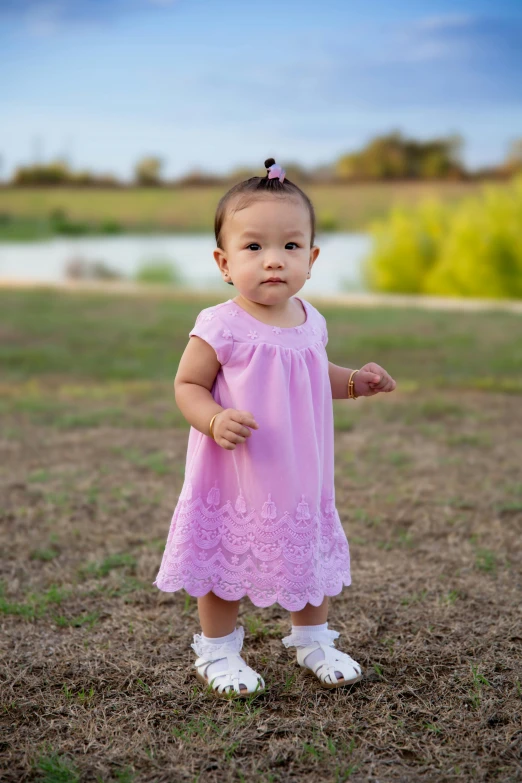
213, 247, 229, 282
309, 245, 320, 267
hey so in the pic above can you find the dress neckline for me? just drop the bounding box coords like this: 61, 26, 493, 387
227, 297, 308, 330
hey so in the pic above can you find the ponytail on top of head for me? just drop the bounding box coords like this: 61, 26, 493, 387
214, 157, 316, 251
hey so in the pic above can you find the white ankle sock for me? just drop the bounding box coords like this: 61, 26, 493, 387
200, 628, 247, 687
292, 622, 343, 679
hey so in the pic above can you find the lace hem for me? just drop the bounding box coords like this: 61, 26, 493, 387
152, 576, 351, 612
154, 482, 350, 610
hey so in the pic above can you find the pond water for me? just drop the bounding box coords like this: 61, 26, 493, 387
0, 232, 372, 295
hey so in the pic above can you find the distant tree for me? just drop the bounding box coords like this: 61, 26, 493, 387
336, 132, 465, 181
13, 159, 70, 185
505, 138, 522, 174
10, 160, 120, 187
134, 156, 164, 186
227, 165, 259, 182
280, 162, 309, 183
176, 168, 224, 186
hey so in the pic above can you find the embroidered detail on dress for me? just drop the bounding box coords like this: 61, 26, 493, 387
235, 490, 247, 515
202, 311, 215, 321
261, 493, 277, 520
294, 326, 305, 334
325, 496, 336, 516
155, 477, 350, 610
311, 326, 319, 335
248, 330, 258, 340
229, 308, 240, 317
207, 480, 220, 507
296, 495, 311, 522
222, 328, 233, 339
272, 326, 282, 334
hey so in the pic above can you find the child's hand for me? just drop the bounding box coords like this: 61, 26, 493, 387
213, 408, 259, 450
354, 363, 396, 397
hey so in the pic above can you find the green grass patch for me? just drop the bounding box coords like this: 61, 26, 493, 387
28, 469, 52, 483
1, 290, 522, 391
474, 549, 498, 574
54, 611, 99, 629
400, 589, 428, 605
30, 548, 60, 562
446, 433, 492, 447
82, 553, 137, 578
0, 583, 70, 620
497, 501, 522, 514
113, 448, 171, 474
387, 451, 412, 466
0, 182, 488, 238
34, 748, 80, 783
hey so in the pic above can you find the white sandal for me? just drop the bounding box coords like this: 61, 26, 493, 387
191, 625, 266, 698
282, 626, 363, 689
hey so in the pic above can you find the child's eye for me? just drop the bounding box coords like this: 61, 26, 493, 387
285, 242, 299, 250
247, 243, 261, 251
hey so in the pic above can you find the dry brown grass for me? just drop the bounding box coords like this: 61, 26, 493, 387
1, 388, 521, 782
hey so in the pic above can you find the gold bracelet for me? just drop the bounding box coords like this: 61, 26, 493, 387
348, 369, 359, 399
209, 413, 219, 440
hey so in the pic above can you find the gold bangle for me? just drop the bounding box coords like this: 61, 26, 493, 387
209, 413, 219, 440
348, 369, 359, 400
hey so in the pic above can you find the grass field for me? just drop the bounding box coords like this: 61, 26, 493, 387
1, 289, 521, 782
0, 181, 494, 239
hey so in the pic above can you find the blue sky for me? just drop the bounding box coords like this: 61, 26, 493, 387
1, 0, 521, 180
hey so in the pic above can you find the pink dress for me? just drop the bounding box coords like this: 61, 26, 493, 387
153, 296, 351, 611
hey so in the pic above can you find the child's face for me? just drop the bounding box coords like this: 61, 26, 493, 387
213, 196, 320, 304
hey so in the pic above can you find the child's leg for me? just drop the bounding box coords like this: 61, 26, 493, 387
288, 597, 343, 677
192, 591, 265, 695
290, 595, 329, 626
197, 591, 240, 637
284, 596, 362, 686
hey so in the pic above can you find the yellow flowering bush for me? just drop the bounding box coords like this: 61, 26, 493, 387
364, 175, 522, 298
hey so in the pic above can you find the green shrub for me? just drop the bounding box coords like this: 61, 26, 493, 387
317, 211, 339, 232
363, 199, 447, 293
364, 175, 522, 298
134, 259, 183, 285
424, 178, 522, 298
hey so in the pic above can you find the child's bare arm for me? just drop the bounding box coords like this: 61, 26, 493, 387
174, 336, 258, 448
174, 336, 223, 435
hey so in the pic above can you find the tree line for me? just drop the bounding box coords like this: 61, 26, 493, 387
5, 132, 522, 187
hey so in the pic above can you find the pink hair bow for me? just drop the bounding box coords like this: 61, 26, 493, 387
267, 163, 286, 183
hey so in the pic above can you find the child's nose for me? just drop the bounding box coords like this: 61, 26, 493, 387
264, 253, 284, 268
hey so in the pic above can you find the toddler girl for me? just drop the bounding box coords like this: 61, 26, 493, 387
153, 158, 396, 697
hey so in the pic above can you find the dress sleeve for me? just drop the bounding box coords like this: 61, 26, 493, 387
189, 307, 234, 365
319, 312, 328, 347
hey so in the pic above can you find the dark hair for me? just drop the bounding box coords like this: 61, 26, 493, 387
214, 157, 316, 252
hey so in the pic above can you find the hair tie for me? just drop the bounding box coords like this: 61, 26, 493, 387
267, 163, 286, 183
